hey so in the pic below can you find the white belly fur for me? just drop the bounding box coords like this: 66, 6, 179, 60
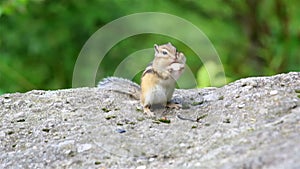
144, 79, 175, 106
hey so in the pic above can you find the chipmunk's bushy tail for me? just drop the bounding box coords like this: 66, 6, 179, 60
97, 77, 141, 100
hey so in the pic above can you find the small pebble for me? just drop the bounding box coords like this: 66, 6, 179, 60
116, 128, 126, 133
238, 103, 245, 108
149, 158, 155, 162
136, 165, 146, 169
13, 111, 26, 118
179, 143, 186, 147
249, 80, 258, 87
0, 131, 5, 137
3, 98, 11, 103
270, 90, 278, 96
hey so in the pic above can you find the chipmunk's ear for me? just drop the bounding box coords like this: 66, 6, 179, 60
168, 42, 172, 45
154, 44, 159, 55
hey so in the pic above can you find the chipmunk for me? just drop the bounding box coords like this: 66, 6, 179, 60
98, 42, 186, 116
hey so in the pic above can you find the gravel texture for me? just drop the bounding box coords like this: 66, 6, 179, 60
0, 72, 300, 169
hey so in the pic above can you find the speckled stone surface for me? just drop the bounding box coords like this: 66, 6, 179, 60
1, 72, 300, 169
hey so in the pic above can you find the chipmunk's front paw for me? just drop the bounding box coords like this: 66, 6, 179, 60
166, 102, 182, 109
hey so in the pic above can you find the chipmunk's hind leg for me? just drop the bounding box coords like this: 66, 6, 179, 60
143, 104, 155, 117
166, 101, 182, 110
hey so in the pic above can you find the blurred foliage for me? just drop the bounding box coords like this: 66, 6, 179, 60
0, 0, 299, 94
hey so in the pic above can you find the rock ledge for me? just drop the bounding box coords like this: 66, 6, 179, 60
0, 72, 300, 168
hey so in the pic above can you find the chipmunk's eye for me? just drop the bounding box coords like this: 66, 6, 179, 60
162, 51, 168, 55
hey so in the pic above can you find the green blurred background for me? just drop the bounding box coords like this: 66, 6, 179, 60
0, 0, 299, 94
